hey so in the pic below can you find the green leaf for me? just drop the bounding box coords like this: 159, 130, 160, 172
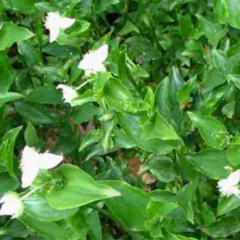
86, 210, 102, 240
187, 112, 229, 149
0, 126, 22, 176
118, 20, 140, 36
0, 92, 25, 108
0, 22, 34, 50
155, 77, 171, 120
222, 101, 235, 119
46, 164, 120, 210
204, 68, 226, 92
0, 54, 14, 94
3, 0, 35, 14
24, 194, 78, 222
178, 14, 193, 40
227, 144, 240, 166
212, 49, 228, 74
214, 0, 240, 29
176, 182, 195, 224
177, 236, 198, 240
72, 89, 96, 106
79, 130, 101, 152
185, 150, 230, 179
177, 76, 197, 105
94, 0, 119, 13
147, 199, 178, 219
0, 173, 19, 197
116, 112, 173, 154
73, 103, 103, 124
202, 217, 240, 237
201, 203, 216, 226
218, 196, 240, 216
104, 78, 150, 113
66, 211, 89, 239
197, 14, 227, 48
101, 118, 115, 151
141, 112, 179, 141
169, 67, 184, 106
140, 156, 175, 182
0, 220, 30, 238
19, 214, 68, 240
25, 86, 63, 105
228, 74, 240, 90
102, 181, 150, 231
18, 41, 39, 65
226, 54, 240, 74
24, 122, 40, 147
164, 232, 180, 240
15, 102, 60, 124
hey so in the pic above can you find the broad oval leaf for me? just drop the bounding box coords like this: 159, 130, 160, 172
15, 102, 60, 124
0, 54, 14, 94
0, 173, 19, 198
116, 112, 174, 154
0, 22, 34, 50
185, 150, 230, 180
24, 194, 78, 221
25, 86, 63, 105
187, 112, 229, 149
202, 217, 240, 237
218, 196, 240, 216
102, 180, 151, 232
141, 112, 179, 141
46, 164, 120, 210
19, 214, 68, 240
227, 144, 240, 166
140, 156, 175, 182
0, 92, 25, 107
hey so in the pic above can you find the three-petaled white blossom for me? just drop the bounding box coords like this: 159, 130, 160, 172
218, 170, 240, 197
78, 44, 108, 76
45, 12, 75, 43
21, 146, 63, 188
0, 192, 24, 218
57, 84, 78, 106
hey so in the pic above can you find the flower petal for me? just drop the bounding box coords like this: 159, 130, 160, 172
38, 152, 63, 170
21, 164, 39, 188
57, 84, 78, 105
78, 44, 108, 73
93, 63, 107, 72
0, 193, 23, 218
49, 26, 60, 43
78, 53, 93, 70
94, 44, 108, 63
228, 170, 240, 186
59, 17, 75, 30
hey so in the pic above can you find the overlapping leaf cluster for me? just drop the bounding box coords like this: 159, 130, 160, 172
1, 0, 240, 239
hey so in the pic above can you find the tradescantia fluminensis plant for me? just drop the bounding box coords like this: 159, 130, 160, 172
2, 0, 240, 239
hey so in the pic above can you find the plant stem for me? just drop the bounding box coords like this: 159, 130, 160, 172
76, 79, 92, 91
20, 185, 45, 201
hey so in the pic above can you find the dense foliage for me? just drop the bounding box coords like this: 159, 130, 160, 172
1, 0, 240, 239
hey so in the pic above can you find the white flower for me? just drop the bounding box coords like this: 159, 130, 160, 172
45, 12, 75, 43
0, 192, 24, 218
57, 84, 78, 106
21, 146, 63, 188
78, 44, 108, 76
218, 170, 240, 197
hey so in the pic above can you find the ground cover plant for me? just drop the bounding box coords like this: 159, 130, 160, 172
2, 0, 240, 239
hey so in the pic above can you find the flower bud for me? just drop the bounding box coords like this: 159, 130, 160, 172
0, 192, 24, 218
